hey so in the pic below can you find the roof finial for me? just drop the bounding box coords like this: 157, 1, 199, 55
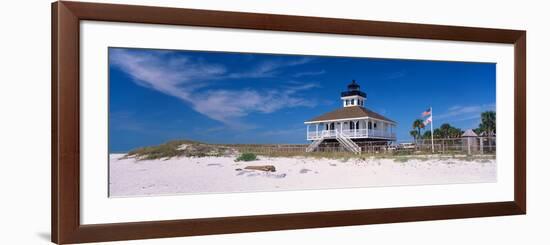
348, 79, 360, 91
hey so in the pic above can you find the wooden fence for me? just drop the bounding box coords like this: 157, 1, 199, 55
414, 137, 496, 154
212, 137, 496, 155
214, 144, 308, 154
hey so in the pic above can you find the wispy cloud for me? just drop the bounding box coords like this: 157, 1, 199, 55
109, 49, 225, 98
192, 87, 316, 129
292, 70, 326, 77
110, 49, 317, 129
227, 57, 314, 79
281, 81, 321, 91
192, 126, 231, 136
260, 127, 304, 137
435, 104, 495, 122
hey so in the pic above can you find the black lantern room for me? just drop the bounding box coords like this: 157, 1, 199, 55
341, 80, 367, 98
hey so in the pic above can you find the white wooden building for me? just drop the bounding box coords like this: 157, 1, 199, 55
304, 80, 397, 153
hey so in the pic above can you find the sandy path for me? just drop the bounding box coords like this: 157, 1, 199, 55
109, 154, 496, 197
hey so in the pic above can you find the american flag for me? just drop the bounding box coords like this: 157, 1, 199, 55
423, 115, 432, 126
421, 107, 432, 117
421, 107, 434, 153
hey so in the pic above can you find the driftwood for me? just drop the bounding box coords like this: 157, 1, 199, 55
244, 165, 276, 172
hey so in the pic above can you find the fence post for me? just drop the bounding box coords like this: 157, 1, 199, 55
467, 138, 472, 155
480, 137, 484, 155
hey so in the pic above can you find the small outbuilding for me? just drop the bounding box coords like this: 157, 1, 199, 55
462, 129, 479, 155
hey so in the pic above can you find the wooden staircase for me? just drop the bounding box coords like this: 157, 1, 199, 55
335, 131, 361, 154
306, 137, 324, 152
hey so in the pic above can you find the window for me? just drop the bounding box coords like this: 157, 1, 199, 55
374, 123, 377, 128
351, 99, 355, 105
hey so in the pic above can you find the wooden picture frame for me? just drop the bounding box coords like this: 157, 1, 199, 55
51, 1, 526, 244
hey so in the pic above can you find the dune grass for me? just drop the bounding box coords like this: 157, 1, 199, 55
127, 140, 190, 160
124, 139, 496, 162
126, 140, 236, 160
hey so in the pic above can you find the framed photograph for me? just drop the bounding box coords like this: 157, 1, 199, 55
52, 1, 526, 244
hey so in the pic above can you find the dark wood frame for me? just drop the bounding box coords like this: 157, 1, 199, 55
52, 1, 526, 244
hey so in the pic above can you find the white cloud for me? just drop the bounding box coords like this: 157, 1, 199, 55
109, 49, 225, 100
260, 127, 304, 137
110, 49, 317, 128
227, 57, 315, 79
192, 87, 316, 128
436, 104, 495, 122
292, 70, 326, 77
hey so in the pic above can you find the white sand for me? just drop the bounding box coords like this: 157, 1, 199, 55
109, 154, 496, 197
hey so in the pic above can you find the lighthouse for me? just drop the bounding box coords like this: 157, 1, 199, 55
304, 80, 397, 153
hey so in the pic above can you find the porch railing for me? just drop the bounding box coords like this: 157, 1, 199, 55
307, 129, 396, 140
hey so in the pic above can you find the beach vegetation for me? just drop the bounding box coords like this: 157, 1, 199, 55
411, 119, 425, 141
235, 153, 258, 162
123, 139, 496, 162
126, 140, 237, 160
393, 157, 410, 163
409, 130, 419, 142
476, 111, 496, 136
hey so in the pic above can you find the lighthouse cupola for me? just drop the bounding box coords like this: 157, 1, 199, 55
340, 80, 366, 107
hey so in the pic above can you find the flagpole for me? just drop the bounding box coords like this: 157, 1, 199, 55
431, 106, 434, 153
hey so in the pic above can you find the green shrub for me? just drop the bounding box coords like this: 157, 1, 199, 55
235, 153, 258, 162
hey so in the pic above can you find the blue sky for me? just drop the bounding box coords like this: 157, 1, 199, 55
109, 47, 495, 152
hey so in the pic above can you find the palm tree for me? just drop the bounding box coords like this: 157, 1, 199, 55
412, 119, 424, 141
422, 130, 432, 139
479, 111, 496, 136
438, 123, 452, 152
434, 123, 462, 152
448, 127, 462, 138
433, 128, 442, 138
410, 130, 419, 142
473, 128, 483, 135
440, 123, 451, 138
